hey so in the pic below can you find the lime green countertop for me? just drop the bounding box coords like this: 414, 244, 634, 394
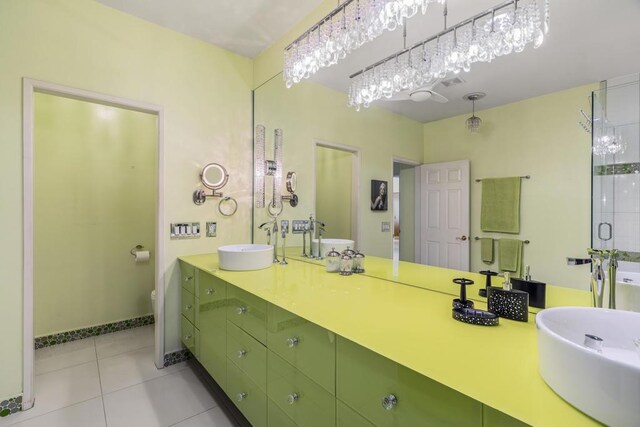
179, 253, 599, 427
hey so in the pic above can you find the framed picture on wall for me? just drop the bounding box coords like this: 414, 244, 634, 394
371, 180, 388, 211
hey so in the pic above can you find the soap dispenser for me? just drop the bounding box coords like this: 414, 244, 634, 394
511, 265, 547, 308
487, 272, 529, 322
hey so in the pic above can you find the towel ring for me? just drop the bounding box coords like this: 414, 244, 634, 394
218, 196, 238, 217
267, 202, 283, 218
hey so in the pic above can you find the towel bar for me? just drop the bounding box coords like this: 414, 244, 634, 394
475, 175, 530, 183
474, 237, 530, 244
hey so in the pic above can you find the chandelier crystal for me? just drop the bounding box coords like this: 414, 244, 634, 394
348, 0, 550, 111
283, 0, 445, 88
593, 127, 626, 156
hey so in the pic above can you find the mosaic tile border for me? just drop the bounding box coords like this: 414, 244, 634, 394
619, 251, 640, 263
164, 348, 192, 367
35, 315, 154, 349
594, 162, 640, 176
0, 396, 22, 418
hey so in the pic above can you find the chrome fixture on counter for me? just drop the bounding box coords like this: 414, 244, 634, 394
280, 220, 289, 265
569, 249, 620, 309
348, 0, 550, 110
283, 0, 445, 88
259, 221, 273, 246
259, 219, 281, 263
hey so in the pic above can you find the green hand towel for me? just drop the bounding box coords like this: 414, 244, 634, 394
481, 177, 521, 234
499, 238, 523, 278
480, 238, 494, 264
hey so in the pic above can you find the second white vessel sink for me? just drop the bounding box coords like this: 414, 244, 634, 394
312, 238, 355, 258
536, 307, 640, 426
218, 244, 273, 271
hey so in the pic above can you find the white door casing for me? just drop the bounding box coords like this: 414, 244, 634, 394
418, 160, 470, 271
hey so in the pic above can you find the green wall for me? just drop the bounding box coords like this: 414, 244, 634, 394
423, 84, 597, 289
0, 0, 252, 401
34, 93, 156, 337
316, 146, 353, 240
253, 78, 424, 258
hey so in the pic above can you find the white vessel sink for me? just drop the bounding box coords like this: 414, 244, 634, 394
312, 238, 355, 258
217, 244, 273, 271
536, 307, 640, 426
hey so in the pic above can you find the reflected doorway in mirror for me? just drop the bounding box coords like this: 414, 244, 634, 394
371, 180, 388, 211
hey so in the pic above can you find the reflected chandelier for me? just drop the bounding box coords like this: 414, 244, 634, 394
283, 0, 445, 88
349, 0, 550, 110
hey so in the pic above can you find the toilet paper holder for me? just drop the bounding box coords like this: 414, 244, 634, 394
130, 245, 145, 257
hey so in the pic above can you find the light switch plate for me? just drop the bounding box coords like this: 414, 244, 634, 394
206, 222, 217, 237
381, 221, 391, 232
170, 222, 200, 239
291, 220, 308, 234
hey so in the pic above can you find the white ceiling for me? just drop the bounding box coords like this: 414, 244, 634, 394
96, 0, 640, 123
95, 0, 325, 58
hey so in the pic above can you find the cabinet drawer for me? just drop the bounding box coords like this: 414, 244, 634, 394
268, 398, 297, 427
227, 286, 266, 344
227, 321, 267, 392
179, 261, 196, 295
267, 303, 335, 394
226, 360, 267, 427
337, 400, 374, 427
180, 315, 198, 357
181, 287, 195, 325
337, 337, 482, 427
267, 350, 335, 427
198, 285, 227, 390
483, 406, 529, 427
198, 270, 227, 303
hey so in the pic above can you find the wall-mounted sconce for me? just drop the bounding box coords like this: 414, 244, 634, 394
255, 125, 299, 217
193, 163, 229, 205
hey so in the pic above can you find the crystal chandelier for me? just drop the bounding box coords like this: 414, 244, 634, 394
593, 126, 626, 156
283, 0, 445, 88
348, 0, 550, 110
464, 92, 484, 132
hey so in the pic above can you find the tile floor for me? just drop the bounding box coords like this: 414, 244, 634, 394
0, 325, 238, 427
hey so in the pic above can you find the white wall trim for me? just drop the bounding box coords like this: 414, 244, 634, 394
22, 79, 166, 409
392, 157, 421, 262
312, 139, 361, 250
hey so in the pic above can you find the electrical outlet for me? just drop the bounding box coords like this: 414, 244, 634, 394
281, 220, 289, 233
381, 221, 391, 232
206, 222, 217, 237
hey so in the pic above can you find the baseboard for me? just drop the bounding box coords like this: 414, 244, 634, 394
34, 314, 154, 349
0, 396, 22, 418
163, 348, 192, 367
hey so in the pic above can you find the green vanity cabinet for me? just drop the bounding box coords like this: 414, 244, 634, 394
227, 285, 267, 344
267, 304, 336, 394
337, 336, 482, 427
179, 260, 196, 295
267, 398, 298, 427
226, 359, 267, 427
337, 400, 375, 427
227, 320, 267, 392
181, 287, 196, 325
483, 406, 531, 427
196, 271, 228, 390
266, 349, 336, 427
180, 315, 199, 358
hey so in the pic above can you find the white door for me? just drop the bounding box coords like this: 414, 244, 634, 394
418, 160, 470, 270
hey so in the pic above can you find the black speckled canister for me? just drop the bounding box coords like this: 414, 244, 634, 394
487, 287, 529, 322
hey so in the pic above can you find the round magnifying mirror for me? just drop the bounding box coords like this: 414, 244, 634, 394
286, 171, 297, 194
201, 163, 229, 190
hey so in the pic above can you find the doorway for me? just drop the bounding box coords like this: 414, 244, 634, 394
23, 79, 165, 409
392, 159, 419, 262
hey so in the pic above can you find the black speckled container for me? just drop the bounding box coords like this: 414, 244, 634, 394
487, 287, 529, 322
452, 307, 499, 326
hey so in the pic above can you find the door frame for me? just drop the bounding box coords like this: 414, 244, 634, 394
312, 139, 361, 248
391, 157, 420, 260
22, 78, 165, 409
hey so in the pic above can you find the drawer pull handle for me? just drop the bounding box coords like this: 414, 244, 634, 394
237, 306, 248, 315
184, 334, 192, 341
184, 276, 193, 282
287, 393, 299, 405
286, 337, 299, 348
185, 304, 192, 310
237, 392, 248, 402
382, 394, 398, 411
237, 349, 247, 358
206, 288, 215, 295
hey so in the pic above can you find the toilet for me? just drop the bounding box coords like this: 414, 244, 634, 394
151, 290, 157, 322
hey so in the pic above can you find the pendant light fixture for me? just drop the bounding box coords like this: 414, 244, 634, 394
464, 92, 485, 133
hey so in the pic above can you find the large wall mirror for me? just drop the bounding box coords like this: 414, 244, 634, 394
252, 0, 640, 295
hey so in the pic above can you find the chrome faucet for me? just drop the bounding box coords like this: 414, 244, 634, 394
280, 220, 289, 265
258, 221, 272, 246
308, 214, 315, 257
575, 248, 620, 309
259, 220, 279, 263
316, 221, 326, 260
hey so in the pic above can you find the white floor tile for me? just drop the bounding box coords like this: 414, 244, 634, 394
103, 367, 217, 427
5, 398, 105, 427
35, 337, 96, 375
98, 346, 186, 394
95, 325, 154, 359
0, 361, 101, 426
171, 407, 235, 427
